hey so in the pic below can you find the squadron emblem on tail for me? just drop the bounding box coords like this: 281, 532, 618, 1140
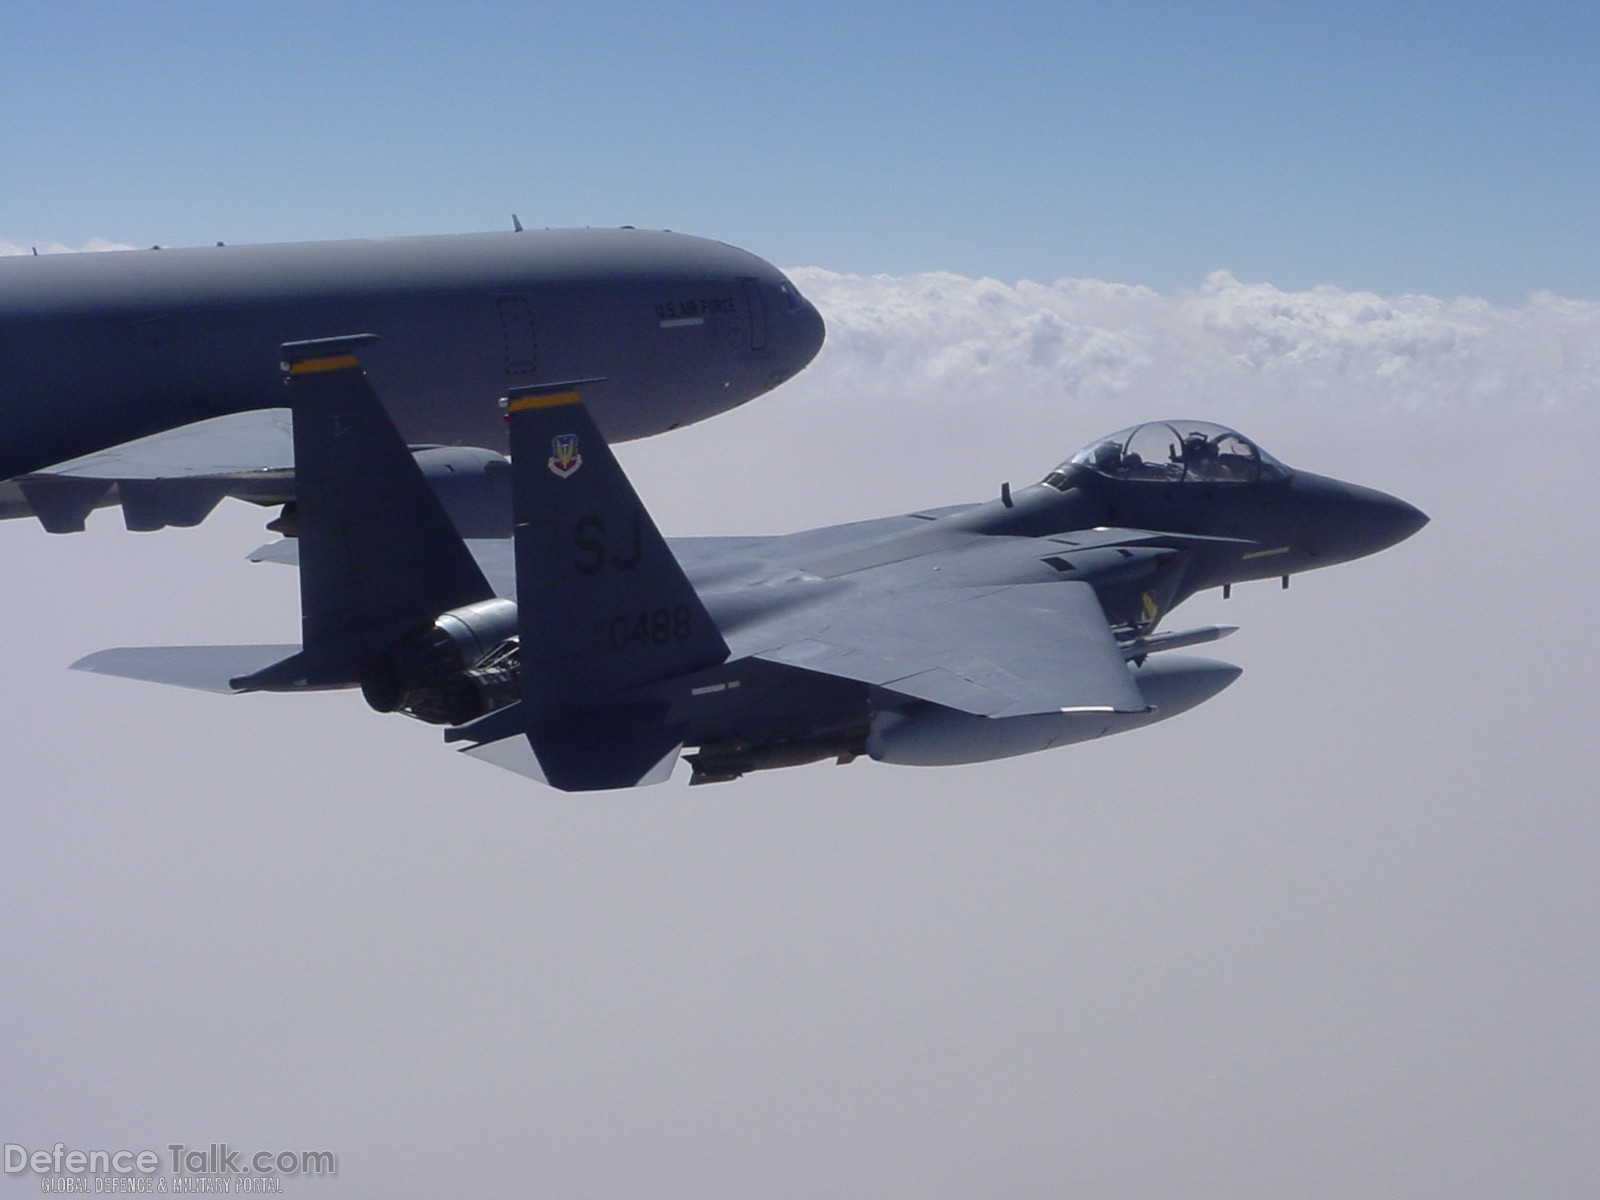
548, 434, 582, 477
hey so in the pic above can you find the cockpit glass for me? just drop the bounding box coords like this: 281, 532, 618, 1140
1052, 421, 1289, 486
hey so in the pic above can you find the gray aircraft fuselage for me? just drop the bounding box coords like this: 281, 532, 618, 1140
0, 228, 825, 482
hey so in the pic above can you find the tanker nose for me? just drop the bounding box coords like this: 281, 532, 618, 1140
774, 272, 826, 373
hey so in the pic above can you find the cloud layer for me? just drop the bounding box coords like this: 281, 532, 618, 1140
1, 237, 135, 256
789, 267, 1600, 416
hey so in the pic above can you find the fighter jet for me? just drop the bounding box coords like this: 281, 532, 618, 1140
74, 338, 1427, 790
0, 227, 824, 532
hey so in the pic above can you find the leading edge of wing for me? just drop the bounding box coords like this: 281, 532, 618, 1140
754, 581, 1150, 719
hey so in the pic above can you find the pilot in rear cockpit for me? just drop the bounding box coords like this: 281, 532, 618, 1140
1048, 421, 1291, 490
1179, 430, 1219, 466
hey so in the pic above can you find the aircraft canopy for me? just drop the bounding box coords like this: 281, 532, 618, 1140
1054, 420, 1290, 486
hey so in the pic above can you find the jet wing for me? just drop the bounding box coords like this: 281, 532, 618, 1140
5, 408, 515, 537
753, 580, 1149, 719
24, 408, 297, 480
246, 540, 1147, 720
3, 409, 297, 532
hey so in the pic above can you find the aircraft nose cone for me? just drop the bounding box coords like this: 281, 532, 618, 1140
1297, 475, 1429, 562
1373, 492, 1430, 548
784, 280, 827, 371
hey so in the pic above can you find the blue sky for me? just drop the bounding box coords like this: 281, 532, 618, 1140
5, 0, 1597, 301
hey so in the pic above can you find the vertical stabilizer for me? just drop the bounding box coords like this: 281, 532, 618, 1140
447, 382, 729, 789
503, 383, 729, 714
234, 337, 494, 688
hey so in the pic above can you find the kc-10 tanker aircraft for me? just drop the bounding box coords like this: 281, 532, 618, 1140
74, 338, 1428, 790
0, 227, 824, 533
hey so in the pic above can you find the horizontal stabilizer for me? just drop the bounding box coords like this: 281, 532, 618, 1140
529, 707, 683, 791
459, 731, 550, 783
71, 645, 300, 693
459, 704, 682, 791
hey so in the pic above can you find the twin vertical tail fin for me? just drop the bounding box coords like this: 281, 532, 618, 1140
77, 338, 723, 791
233, 336, 496, 689
504, 384, 728, 708
448, 382, 730, 790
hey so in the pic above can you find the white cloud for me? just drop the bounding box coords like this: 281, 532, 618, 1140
614, 265, 1600, 534
788, 268, 1600, 416
0, 237, 136, 255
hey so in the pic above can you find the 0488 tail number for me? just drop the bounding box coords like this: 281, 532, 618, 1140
594, 606, 693, 652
